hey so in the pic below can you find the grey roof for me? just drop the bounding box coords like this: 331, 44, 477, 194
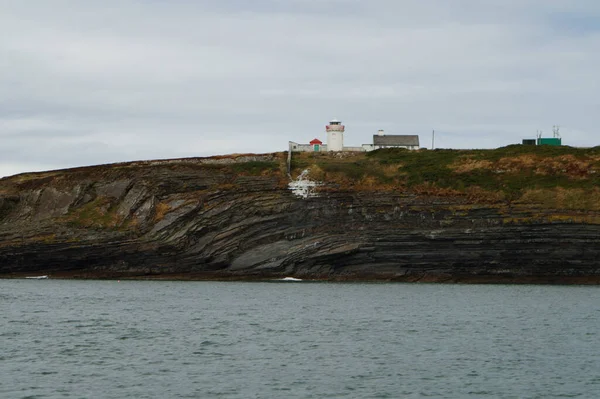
373, 135, 420, 146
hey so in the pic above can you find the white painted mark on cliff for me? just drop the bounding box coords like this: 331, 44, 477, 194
288, 169, 321, 199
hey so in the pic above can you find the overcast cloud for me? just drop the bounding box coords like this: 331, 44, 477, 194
1, 0, 599, 177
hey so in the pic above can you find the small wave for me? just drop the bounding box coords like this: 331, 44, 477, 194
279, 277, 303, 282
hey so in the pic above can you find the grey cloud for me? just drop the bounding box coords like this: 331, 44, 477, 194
1, 0, 599, 177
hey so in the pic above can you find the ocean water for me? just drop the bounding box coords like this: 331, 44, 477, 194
1, 280, 600, 399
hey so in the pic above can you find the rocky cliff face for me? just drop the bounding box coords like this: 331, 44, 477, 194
1, 152, 600, 283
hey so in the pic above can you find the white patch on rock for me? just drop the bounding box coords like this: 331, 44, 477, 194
288, 169, 321, 199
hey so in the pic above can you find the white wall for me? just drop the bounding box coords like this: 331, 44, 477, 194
291, 141, 419, 153
327, 131, 344, 151
369, 145, 419, 151
289, 141, 328, 152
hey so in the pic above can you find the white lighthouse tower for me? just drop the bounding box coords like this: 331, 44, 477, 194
326, 118, 345, 151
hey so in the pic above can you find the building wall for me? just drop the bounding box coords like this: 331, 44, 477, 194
327, 131, 344, 151
537, 138, 562, 146
342, 146, 364, 152
291, 141, 419, 153
363, 144, 419, 151
289, 142, 312, 152
289, 142, 328, 152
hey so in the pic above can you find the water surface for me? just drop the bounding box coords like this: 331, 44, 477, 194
2, 280, 599, 398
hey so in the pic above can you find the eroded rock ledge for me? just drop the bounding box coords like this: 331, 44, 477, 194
1, 151, 600, 283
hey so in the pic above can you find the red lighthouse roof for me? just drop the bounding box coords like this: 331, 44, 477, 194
309, 138, 323, 145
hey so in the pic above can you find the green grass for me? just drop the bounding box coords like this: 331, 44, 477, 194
291, 154, 395, 184
290, 146, 600, 201
66, 197, 120, 228
229, 161, 280, 176
320, 160, 368, 180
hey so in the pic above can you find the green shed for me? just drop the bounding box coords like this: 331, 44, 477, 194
537, 138, 562, 146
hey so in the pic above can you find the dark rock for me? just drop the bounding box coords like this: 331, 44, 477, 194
1, 154, 600, 283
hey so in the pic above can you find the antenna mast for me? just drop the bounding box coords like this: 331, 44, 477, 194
432, 129, 435, 150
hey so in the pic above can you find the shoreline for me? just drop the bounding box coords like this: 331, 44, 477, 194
3, 271, 600, 285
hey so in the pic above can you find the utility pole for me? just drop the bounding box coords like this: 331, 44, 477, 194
432, 129, 435, 150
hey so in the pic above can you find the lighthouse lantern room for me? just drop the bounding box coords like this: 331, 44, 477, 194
326, 119, 345, 151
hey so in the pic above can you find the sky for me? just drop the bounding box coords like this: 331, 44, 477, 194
1, 0, 599, 177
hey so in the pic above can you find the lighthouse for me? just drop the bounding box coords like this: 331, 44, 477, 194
326, 119, 345, 151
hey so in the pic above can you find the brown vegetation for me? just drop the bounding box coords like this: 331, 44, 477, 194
154, 202, 171, 222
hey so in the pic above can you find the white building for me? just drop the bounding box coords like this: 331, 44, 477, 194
288, 138, 326, 152
361, 130, 420, 151
326, 119, 344, 151
289, 121, 420, 153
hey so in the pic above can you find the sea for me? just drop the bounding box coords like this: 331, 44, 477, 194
1, 279, 599, 399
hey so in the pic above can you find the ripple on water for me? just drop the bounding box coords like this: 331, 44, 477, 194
2, 281, 600, 398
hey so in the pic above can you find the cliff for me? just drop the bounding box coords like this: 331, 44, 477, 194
1, 145, 600, 283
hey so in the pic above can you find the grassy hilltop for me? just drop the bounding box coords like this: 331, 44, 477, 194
290, 145, 600, 211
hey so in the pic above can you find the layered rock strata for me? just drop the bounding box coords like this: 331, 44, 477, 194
1, 154, 599, 283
